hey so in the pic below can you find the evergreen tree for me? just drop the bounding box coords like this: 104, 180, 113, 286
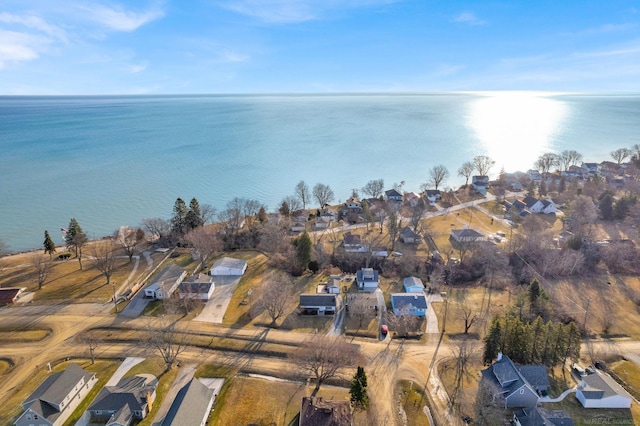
563, 322, 582, 366
185, 197, 203, 231
600, 194, 614, 220
279, 200, 290, 216
293, 231, 312, 271
65, 218, 88, 269
349, 366, 369, 411
529, 279, 541, 317
171, 198, 189, 236
43, 230, 56, 258
559, 176, 566, 193
529, 317, 545, 364
538, 179, 547, 196
483, 317, 502, 364
258, 206, 268, 223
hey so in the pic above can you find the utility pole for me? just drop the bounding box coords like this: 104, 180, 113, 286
112, 282, 118, 313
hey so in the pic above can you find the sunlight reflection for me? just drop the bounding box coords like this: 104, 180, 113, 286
466, 92, 568, 175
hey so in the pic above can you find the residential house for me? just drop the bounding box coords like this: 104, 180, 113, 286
424, 190, 442, 205
505, 199, 531, 217
527, 169, 542, 182
291, 222, 306, 232
299, 396, 353, 426
403, 192, 421, 207
343, 232, 364, 252
403, 277, 424, 293
480, 353, 549, 409
390, 293, 427, 316
178, 273, 215, 300
299, 294, 339, 315
450, 229, 485, 243
0, 287, 25, 305
143, 264, 187, 300
315, 216, 331, 229
162, 378, 216, 426
471, 175, 489, 195
581, 163, 599, 175
371, 247, 388, 257
88, 374, 158, 425
356, 268, 379, 292
345, 293, 380, 316
513, 407, 575, 426
399, 226, 421, 244
210, 257, 248, 276
317, 277, 341, 294
575, 370, 632, 408
385, 188, 403, 203
522, 195, 558, 214
345, 196, 362, 211
15, 364, 98, 426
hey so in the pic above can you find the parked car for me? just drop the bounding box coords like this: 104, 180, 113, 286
381, 324, 388, 336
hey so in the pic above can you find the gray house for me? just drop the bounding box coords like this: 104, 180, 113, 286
88, 374, 158, 425
399, 226, 421, 244
480, 353, 548, 408
299, 294, 339, 315
513, 407, 574, 426
162, 378, 216, 426
144, 264, 187, 300
356, 268, 379, 292
15, 364, 97, 426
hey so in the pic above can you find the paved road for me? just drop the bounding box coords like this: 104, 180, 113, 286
194, 275, 242, 323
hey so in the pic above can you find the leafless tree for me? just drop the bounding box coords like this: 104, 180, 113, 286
199, 204, 217, 225
449, 338, 476, 406
535, 152, 558, 176
475, 377, 507, 426
291, 336, 359, 395
408, 198, 429, 232
611, 147, 631, 165
458, 161, 475, 187
386, 310, 422, 338
428, 164, 449, 190
0, 239, 10, 258
362, 178, 385, 198
456, 299, 480, 334
90, 239, 118, 285
258, 218, 290, 254
184, 226, 221, 271
313, 183, 335, 209
30, 253, 53, 290
282, 195, 302, 214
375, 204, 389, 233
558, 150, 583, 171
568, 195, 598, 238
116, 226, 145, 262
473, 155, 495, 176
386, 207, 403, 251
82, 334, 101, 364
259, 273, 294, 327
146, 311, 188, 371
218, 198, 244, 234
241, 198, 264, 231
295, 180, 311, 210
141, 218, 170, 240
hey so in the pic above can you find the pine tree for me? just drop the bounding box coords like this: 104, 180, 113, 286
529, 279, 541, 317
293, 231, 312, 270
600, 194, 614, 220
483, 317, 502, 365
65, 218, 88, 269
279, 201, 290, 216
350, 366, 369, 411
185, 197, 204, 230
43, 230, 56, 258
171, 198, 189, 236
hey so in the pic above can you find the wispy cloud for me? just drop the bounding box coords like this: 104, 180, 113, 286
451, 11, 486, 26
218, 50, 249, 63
128, 63, 147, 73
0, 30, 41, 68
220, 0, 398, 24
78, 2, 165, 32
0, 12, 67, 42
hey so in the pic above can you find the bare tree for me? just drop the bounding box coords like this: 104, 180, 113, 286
184, 226, 221, 271
30, 253, 53, 290
82, 334, 101, 365
219, 198, 244, 233
313, 183, 335, 209
568, 195, 598, 238
611, 147, 631, 165
90, 239, 118, 285
456, 299, 479, 334
259, 273, 294, 327
295, 180, 311, 210
141, 218, 170, 241
558, 150, 583, 171
458, 161, 475, 187
291, 336, 359, 395
146, 315, 188, 371
282, 195, 302, 214
362, 178, 385, 198
241, 198, 264, 231
408, 199, 429, 232
386, 207, 403, 251
535, 152, 558, 176
116, 226, 145, 262
200, 204, 218, 225
428, 165, 449, 190
473, 155, 495, 176
449, 338, 476, 406
386, 310, 422, 338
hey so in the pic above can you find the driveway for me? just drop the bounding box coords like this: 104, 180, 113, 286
194, 275, 242, 323
119, 292, 151, 318
426, 294, 443, 334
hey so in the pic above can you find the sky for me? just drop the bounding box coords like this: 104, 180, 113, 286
1, 1, 640, 95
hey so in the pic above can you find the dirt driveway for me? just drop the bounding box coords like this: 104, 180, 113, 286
193, 275, 241, 323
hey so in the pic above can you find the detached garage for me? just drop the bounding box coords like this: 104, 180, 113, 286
211, 257, 248, 276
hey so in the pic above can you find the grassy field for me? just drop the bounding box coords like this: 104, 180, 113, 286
398, 380, 431, 426
539, 394, 639, 426
0, 327, 51, 342
0, 358, 120, 426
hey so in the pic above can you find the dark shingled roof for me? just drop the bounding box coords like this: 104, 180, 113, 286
24, 363, 90, 408
514, 407, 575, 426
391, 293, 427, 310
299, 396, 352, 426
300, 294, 337, 307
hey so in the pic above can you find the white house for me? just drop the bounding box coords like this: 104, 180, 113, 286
385, 188, 403, 202
403, 277, 424, 293
576, 371, 632, 409
299, 294, 339, 315
15, 364, 98, 426
424, 190, 441, 205
211, 257, 248, 276
161, 378, 217, 426
144, 264, 187, 300
356, 268, 379, 292
522, 196, 558, 214
471, 175, 489, 195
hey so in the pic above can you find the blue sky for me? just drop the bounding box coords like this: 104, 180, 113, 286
1, 0, 640, 94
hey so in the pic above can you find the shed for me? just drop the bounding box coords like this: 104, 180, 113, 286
210, 257, 248, 276
576, 371, 632, 408
403, 277, 424, 293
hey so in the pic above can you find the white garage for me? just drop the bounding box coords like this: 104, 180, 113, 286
211, 257, 248, 276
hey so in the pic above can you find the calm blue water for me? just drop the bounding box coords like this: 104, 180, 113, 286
1, 93, 639, 252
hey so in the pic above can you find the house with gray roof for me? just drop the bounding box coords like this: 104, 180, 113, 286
299, 294, 339, 315
88, 374, 157, 425
513, 407, 574, 426
399, 226, 421, 244
179, 273, 215, 300
390, 293, 427, 316
144, 264, 187, 300
210, 257, 248, 276
15, 363, 97, 426
480, 353, 548, 409
450, 228, 485, 244
162, 378, 216, 426
385, 188, 403, 202
356, 268, 379, 292
299, 396, 352, 426
575, 370, 632, 408
403, 277, 424, 293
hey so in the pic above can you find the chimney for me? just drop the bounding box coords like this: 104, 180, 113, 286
497, 352, 503, 361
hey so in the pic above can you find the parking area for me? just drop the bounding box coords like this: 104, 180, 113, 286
193, 275, 242, 323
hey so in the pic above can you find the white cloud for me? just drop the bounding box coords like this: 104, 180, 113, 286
452, 11, 486, 26
219, 50, 249, 63
79, 2, 165, 32
220, 0, 398, 24
129, 63, 147, 73
0, 12, 67, 41
0, 29, 51, 68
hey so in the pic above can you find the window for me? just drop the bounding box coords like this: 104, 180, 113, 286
519, 389, 524, 394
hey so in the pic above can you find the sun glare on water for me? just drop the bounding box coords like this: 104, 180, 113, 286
466, 92, 568, 175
